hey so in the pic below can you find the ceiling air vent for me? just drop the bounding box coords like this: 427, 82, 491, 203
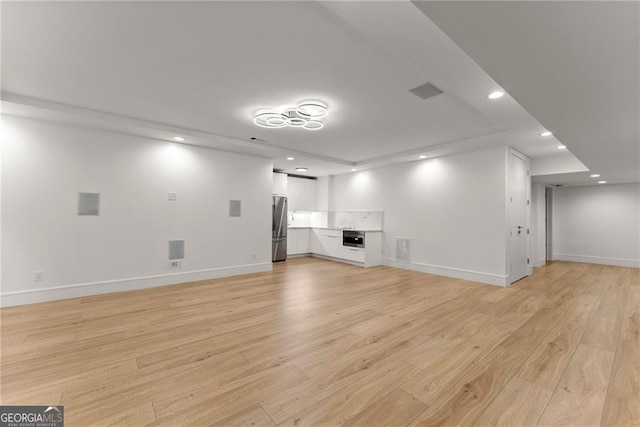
408, 82, 443, 100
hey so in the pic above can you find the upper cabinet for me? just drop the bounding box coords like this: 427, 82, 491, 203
273, 172, 287, 196
304, 179, 317, 211
288, 176, 317, 211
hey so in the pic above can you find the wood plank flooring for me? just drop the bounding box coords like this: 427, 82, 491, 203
1, 258, 638, 426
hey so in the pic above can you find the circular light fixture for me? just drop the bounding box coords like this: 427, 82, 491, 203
540, 131, 552, 137
351, 168, 357, 172
419, 155, 427, 159
254, 112, 287, 128
283, 108, 306, 127
590, 174, 600, 178
557, 145, 567, 149
303, 120, 324, 130
488, 91, 505, 99
297, 101, 328, 118
173, 136, 185, 142
598, 180, 607, 184
253, 100, 328, 130
286, 117, 306, 127
295, 167, 308, 172
286, 157, 295, 161
265, 115, 288, 127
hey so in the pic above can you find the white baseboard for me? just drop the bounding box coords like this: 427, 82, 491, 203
311, 254, 364, 267
534, 256, 547, 268
382, 258, 509, 287
287, 253, 312, 259
0, 263, 272, 308
553, 253, 640, 268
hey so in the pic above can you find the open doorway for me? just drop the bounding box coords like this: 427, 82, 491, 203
545, 186, 553, 261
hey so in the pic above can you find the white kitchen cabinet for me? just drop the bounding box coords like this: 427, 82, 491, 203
308, 228, 381, 267
339, 246, 366, 263
318, 229, 342, 255
304, 179, 317, 211
287, 177, 305, 211
287, 228, 310, 255
287, 176, 317, 212
287, 230, 297, 256
309, 228, 324, 255
311, 228, 341, 256
363, 231, 382, 267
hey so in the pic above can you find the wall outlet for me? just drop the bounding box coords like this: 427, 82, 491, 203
168, 192, 177, 201
168, 260, 182, 268
33, 271, 43, 282
251, 252, 257, 261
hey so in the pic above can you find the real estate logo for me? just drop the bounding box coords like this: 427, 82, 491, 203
0, 406, 64, 427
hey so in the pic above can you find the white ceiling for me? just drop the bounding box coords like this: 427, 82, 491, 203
2, 1, 636, 185
413, 1, 639, 186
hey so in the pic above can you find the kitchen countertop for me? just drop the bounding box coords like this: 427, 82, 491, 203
288, 226, 382, 232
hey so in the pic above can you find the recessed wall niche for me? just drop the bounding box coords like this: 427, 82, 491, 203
229, 200, 242, 217
78, 192, 100, 215
168, 240, 185, 260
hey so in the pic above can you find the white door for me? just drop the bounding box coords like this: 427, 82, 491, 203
509, 151, 531, 283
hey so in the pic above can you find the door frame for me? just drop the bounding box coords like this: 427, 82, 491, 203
506, 148, 532, 285
545, 185, 554, 261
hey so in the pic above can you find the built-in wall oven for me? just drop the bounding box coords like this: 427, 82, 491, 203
343, 230, 365, 248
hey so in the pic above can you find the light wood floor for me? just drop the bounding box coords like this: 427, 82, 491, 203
1, 258, 638, 426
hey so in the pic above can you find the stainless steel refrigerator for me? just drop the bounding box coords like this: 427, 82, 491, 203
272, 196, 287, 262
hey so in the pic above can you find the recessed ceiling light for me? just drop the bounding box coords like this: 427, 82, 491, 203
295, 167, 308, 172
286, 157, 294, 161
590, 174, 600, 178
419, 155, 427, 159
598, 181, 607, 184
540, 131, 552, 137
351, 168, 357, 172
557, 145, 567, 149
173, 136, 185, 142
488, 91, 505, 99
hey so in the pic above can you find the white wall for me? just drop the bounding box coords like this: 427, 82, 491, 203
530, 183, 547, 267
330, 146, 509, 285
1, 116, 272, 306
273, 172, 287, 196
552, 183, 640, 267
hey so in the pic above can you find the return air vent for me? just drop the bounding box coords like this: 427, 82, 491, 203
408, 82, 443, 100
396, 238, 411, 262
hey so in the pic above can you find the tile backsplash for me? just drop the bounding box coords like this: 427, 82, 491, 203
288, 210, 383, 231
288, 211, 311, 227
331, 211, 383, 230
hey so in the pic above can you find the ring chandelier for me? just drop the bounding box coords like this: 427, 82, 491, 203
254, 100, 328, 130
